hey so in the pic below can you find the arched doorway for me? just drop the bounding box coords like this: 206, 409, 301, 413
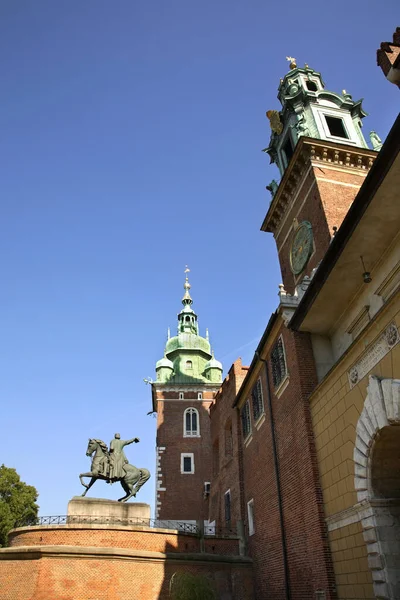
354, 376, 400, 599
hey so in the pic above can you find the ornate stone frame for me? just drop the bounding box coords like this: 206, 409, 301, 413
354, 375, 400, 599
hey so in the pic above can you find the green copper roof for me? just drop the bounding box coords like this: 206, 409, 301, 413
155, 271, 223, 384
264, 58, 370, 181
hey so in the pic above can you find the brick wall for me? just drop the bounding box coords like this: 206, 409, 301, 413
1, 525, 253, 600
9, 524, 241, 556
276, 164, 370, 295
156, 390, 215, 520
209, 359, 248, 528
238, 323, 337, 600
0, 553, 253, 600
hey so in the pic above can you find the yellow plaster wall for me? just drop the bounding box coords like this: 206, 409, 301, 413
310, 298, 400, 599
329, 522, 374, 599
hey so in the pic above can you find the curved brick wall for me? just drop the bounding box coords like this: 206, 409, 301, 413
0, 526, 254, 600
9, 524, 239, 556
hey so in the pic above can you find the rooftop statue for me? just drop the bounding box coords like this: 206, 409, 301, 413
370, 130, 383, 151
79, 434, 150, 502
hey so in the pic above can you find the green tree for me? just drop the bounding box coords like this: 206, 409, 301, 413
0, 465, 39, 547
169, 572, 216, 600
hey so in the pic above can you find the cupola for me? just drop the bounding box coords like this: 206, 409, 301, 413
264, 57, 369, 178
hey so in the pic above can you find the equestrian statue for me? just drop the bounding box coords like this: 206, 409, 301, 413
79, 434, 150, 502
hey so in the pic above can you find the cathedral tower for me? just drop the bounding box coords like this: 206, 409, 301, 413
262, 58, 378, 295
151, 271, 223, 522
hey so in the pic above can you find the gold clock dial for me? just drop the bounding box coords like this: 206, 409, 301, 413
290, 221, 313, 275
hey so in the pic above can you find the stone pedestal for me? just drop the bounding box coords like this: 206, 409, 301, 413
67, 496, 151, 524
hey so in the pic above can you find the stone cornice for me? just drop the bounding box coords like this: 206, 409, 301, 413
0, 544, 252, 565
261, 138, 377, 235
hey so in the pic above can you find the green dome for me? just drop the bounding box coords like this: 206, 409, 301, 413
204, 356, 223, 371
156, 356, 174, 370
165, 333, 211, 355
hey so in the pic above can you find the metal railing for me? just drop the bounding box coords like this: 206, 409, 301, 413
15, 515, 240, 538
15, 515, 198, 533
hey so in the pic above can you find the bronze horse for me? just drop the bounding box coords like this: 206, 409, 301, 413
79, 438, 150, 502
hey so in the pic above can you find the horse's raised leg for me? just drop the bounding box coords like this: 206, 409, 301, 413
79, 473, 97, 497
132, 469, 151, 497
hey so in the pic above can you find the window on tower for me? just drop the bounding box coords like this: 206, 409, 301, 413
181, 453, 194, 474
306, 80, 318, 91
224, 490, 231, 524
184, 407, 200, 437
185, 360, 193, 369
325, 116, 348, 139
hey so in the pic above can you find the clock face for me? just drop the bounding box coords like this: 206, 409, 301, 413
290, 221, 313, 275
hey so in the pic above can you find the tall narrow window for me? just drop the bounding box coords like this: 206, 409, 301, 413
241, 400, 251, 439
224, 490, 231, 524
184, 407, 199, 437
251, 378, 264, 421
247, 499, 255, 536
271, 336, 287, 388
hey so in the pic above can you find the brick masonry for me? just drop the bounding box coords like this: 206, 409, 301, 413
209, 359, 249, 528
0, 525, 254, 600
235, 323, 337, 600
155, 388, 217, 521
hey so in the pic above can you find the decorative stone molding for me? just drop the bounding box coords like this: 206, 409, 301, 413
348, 322, 399, 388
354, 376, 400, 599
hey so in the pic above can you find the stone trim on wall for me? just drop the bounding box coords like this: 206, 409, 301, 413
353, 375, 400, 600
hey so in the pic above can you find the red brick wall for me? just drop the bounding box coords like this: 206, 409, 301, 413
1, 525, 253, 599
276, 165, 368, 295
239, 324, 336, 600
0, 554, 253, 600
209, 359, 248, 528
9, 525, 241, 556
156, 391, 215, 520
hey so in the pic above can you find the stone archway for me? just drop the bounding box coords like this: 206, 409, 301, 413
354, 376, 400, 600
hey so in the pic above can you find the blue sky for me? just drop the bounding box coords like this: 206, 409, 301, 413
0, 1, 398, 516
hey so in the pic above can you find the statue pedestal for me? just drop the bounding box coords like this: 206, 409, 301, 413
67, 496, 151, 524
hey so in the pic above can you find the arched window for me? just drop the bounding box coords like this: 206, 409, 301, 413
184, 407, 200, 437
185, 360, 193, 369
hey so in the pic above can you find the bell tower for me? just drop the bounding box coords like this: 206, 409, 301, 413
262, 58, 379, 295
151, 270, 223, 522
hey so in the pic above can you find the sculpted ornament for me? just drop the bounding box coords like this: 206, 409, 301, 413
266, 110, 283, 135
79, 434, 151, 502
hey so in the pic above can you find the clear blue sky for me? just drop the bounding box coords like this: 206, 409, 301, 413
0, 1, 398, 516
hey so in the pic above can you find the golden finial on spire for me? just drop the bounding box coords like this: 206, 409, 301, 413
182, 265, 193, 305
286, 56, 297, 69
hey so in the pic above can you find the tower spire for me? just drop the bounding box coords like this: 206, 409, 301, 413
182, 265, 193, 306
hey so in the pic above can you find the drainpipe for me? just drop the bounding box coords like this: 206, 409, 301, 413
256, 352, 291, 600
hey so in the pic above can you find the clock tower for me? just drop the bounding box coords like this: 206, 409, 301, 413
261, 58, 379, 295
